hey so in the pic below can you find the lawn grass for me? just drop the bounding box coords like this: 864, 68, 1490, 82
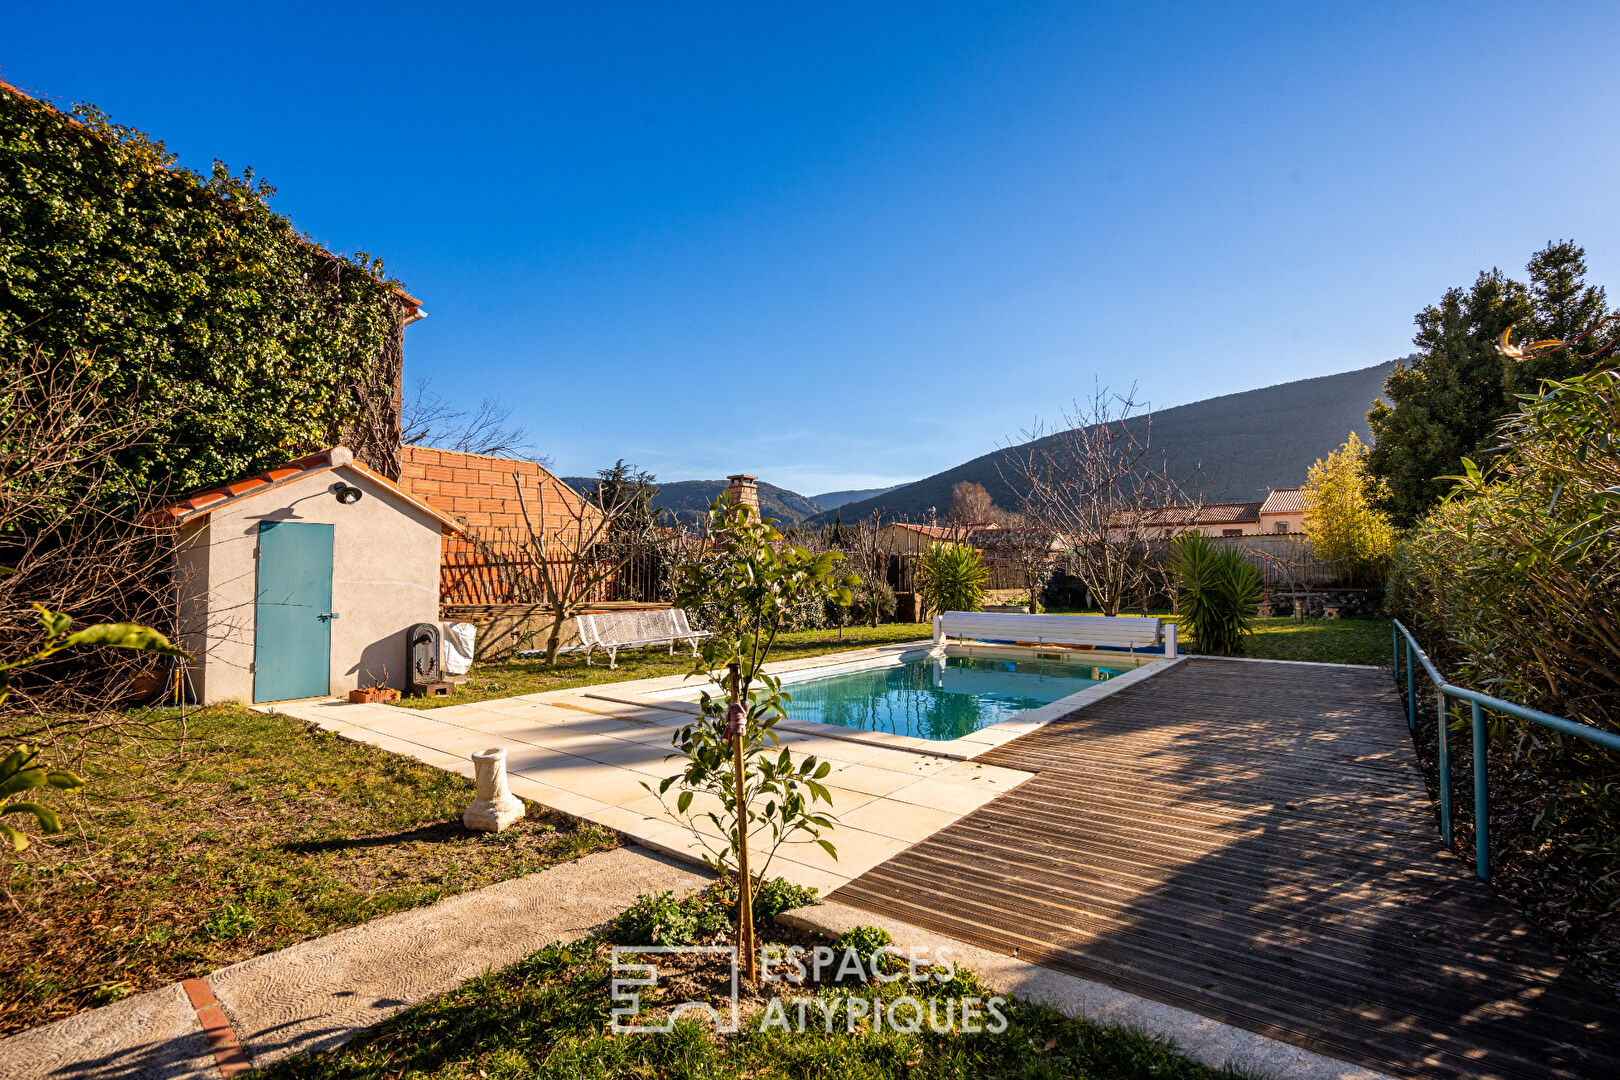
410, 622, 935, 709
1238, 616, 1390, 666
0, 705, 619, 1036
268, 891, 1249, 1080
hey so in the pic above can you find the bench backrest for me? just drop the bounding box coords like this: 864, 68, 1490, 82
936, 611, 1162, 650
578, 609, 687, 646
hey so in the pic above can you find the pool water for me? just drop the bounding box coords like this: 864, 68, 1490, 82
778, 654, 1127, 741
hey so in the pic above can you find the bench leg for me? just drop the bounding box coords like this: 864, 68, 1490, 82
584, 645, 594, 667
607, 646, 618, 670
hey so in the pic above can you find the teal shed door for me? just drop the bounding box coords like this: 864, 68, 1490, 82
253, 521, 335, 702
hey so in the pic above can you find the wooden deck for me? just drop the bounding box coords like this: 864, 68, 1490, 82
831, 658, 1620, 1079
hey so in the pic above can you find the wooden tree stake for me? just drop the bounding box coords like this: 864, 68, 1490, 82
728, 661, 758, 982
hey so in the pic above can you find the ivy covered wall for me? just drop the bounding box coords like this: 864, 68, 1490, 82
0, 82, 412, 500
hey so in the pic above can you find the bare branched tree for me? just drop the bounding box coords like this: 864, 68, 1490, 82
402, 377, 544, 462
509, 475, 629, 664
1005, 385, 1201, 616
0, 348, 176, 716
973, 526, 1062, 610
817, 508, 896, 629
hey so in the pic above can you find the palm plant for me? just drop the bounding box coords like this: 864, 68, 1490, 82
1170, 534, 1262, 655
915, 542, 989, 616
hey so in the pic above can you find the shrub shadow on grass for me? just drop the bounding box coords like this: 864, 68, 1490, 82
280, 820, 479, 854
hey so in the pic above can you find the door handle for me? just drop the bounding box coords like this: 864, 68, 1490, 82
318, 612, 340, 622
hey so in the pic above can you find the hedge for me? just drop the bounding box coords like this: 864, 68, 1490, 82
0, 83, 409, 501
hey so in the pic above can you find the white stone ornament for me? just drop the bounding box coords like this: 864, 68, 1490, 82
464, 747, 525, 832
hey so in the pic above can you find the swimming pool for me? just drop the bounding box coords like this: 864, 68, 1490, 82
777, 653, 1131, 741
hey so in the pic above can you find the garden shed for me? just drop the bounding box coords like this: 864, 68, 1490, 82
156, 447, 464, 704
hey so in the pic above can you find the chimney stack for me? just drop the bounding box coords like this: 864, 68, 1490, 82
725, 474, 761, 515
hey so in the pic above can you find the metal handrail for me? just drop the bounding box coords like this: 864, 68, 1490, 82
1392, 619, 1620, 882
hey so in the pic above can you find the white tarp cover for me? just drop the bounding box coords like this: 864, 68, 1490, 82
441, 621, 476, 675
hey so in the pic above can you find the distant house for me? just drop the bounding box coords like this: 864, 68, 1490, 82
967, 527, 1070, 555
1258, 487, 1305, 534
1108, 487, 1307, 540
874, 521, 1000, 553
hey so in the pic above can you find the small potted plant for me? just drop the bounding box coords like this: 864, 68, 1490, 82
349, 668, 400, 704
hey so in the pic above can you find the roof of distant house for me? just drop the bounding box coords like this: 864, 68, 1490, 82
1260, 487, 1306, 515
1113, 502, 1263, 528
969, 526, 1069, 549
880, 521, 1000, 540
152, 446, 463, 534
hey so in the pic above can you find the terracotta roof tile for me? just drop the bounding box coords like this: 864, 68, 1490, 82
1260, 487, 1306, 515
1114, 502, 1262, 527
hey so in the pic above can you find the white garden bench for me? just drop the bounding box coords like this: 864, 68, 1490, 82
933, 611, 1176, 656
515, 608, 711, 669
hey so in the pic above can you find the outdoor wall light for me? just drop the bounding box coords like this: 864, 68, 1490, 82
332, 483, 364, 505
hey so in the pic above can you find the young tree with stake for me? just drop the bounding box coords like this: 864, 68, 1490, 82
648, 495, 857, 980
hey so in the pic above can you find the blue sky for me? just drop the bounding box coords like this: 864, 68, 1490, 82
8, 3, 1620, 494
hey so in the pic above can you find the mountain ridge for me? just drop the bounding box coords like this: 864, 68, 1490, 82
811, 485, 901, 511
804, 360, 1402, 527
562, 476, 826, 524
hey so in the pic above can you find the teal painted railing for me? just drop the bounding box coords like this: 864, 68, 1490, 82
1392, 619, 1620, 882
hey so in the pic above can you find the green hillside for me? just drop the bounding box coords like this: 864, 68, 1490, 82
806, 360, 1402, 526
563, 477, 825, 525
811, 485, 901, 510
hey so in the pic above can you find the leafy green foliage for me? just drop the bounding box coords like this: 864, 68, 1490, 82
832, 924, 893, 966
0, 602, 185, 706
1169, 534, 1262, 656
1368, 241, 1615, 525
0, 87, 405, 499
201, 902, 260, 942
1301, 432, 1398, 584
0, 603, 182, 852
610, 890, 728, 947
851, 577, 897, 626
0, 744, 83, 852
651, 496, 858, 880
1392, 365, 1620, 734
743, 875, 819, 922
1389, 361, 1620, 990
914, 542, 988, 616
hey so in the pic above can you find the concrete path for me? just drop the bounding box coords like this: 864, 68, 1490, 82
0, 846, 706, 1080
257, 644, 1033, 894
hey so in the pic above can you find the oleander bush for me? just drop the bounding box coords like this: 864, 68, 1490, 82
1388, 361, 1620, 992
1390, 366, 1620, 735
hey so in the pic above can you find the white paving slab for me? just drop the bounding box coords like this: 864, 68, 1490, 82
251, 644, 1039, 890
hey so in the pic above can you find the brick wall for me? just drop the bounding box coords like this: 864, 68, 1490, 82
398, 446, 593, 532
400, 447, 612, 610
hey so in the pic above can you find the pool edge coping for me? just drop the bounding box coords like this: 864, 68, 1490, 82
581, 643, 1184, 761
